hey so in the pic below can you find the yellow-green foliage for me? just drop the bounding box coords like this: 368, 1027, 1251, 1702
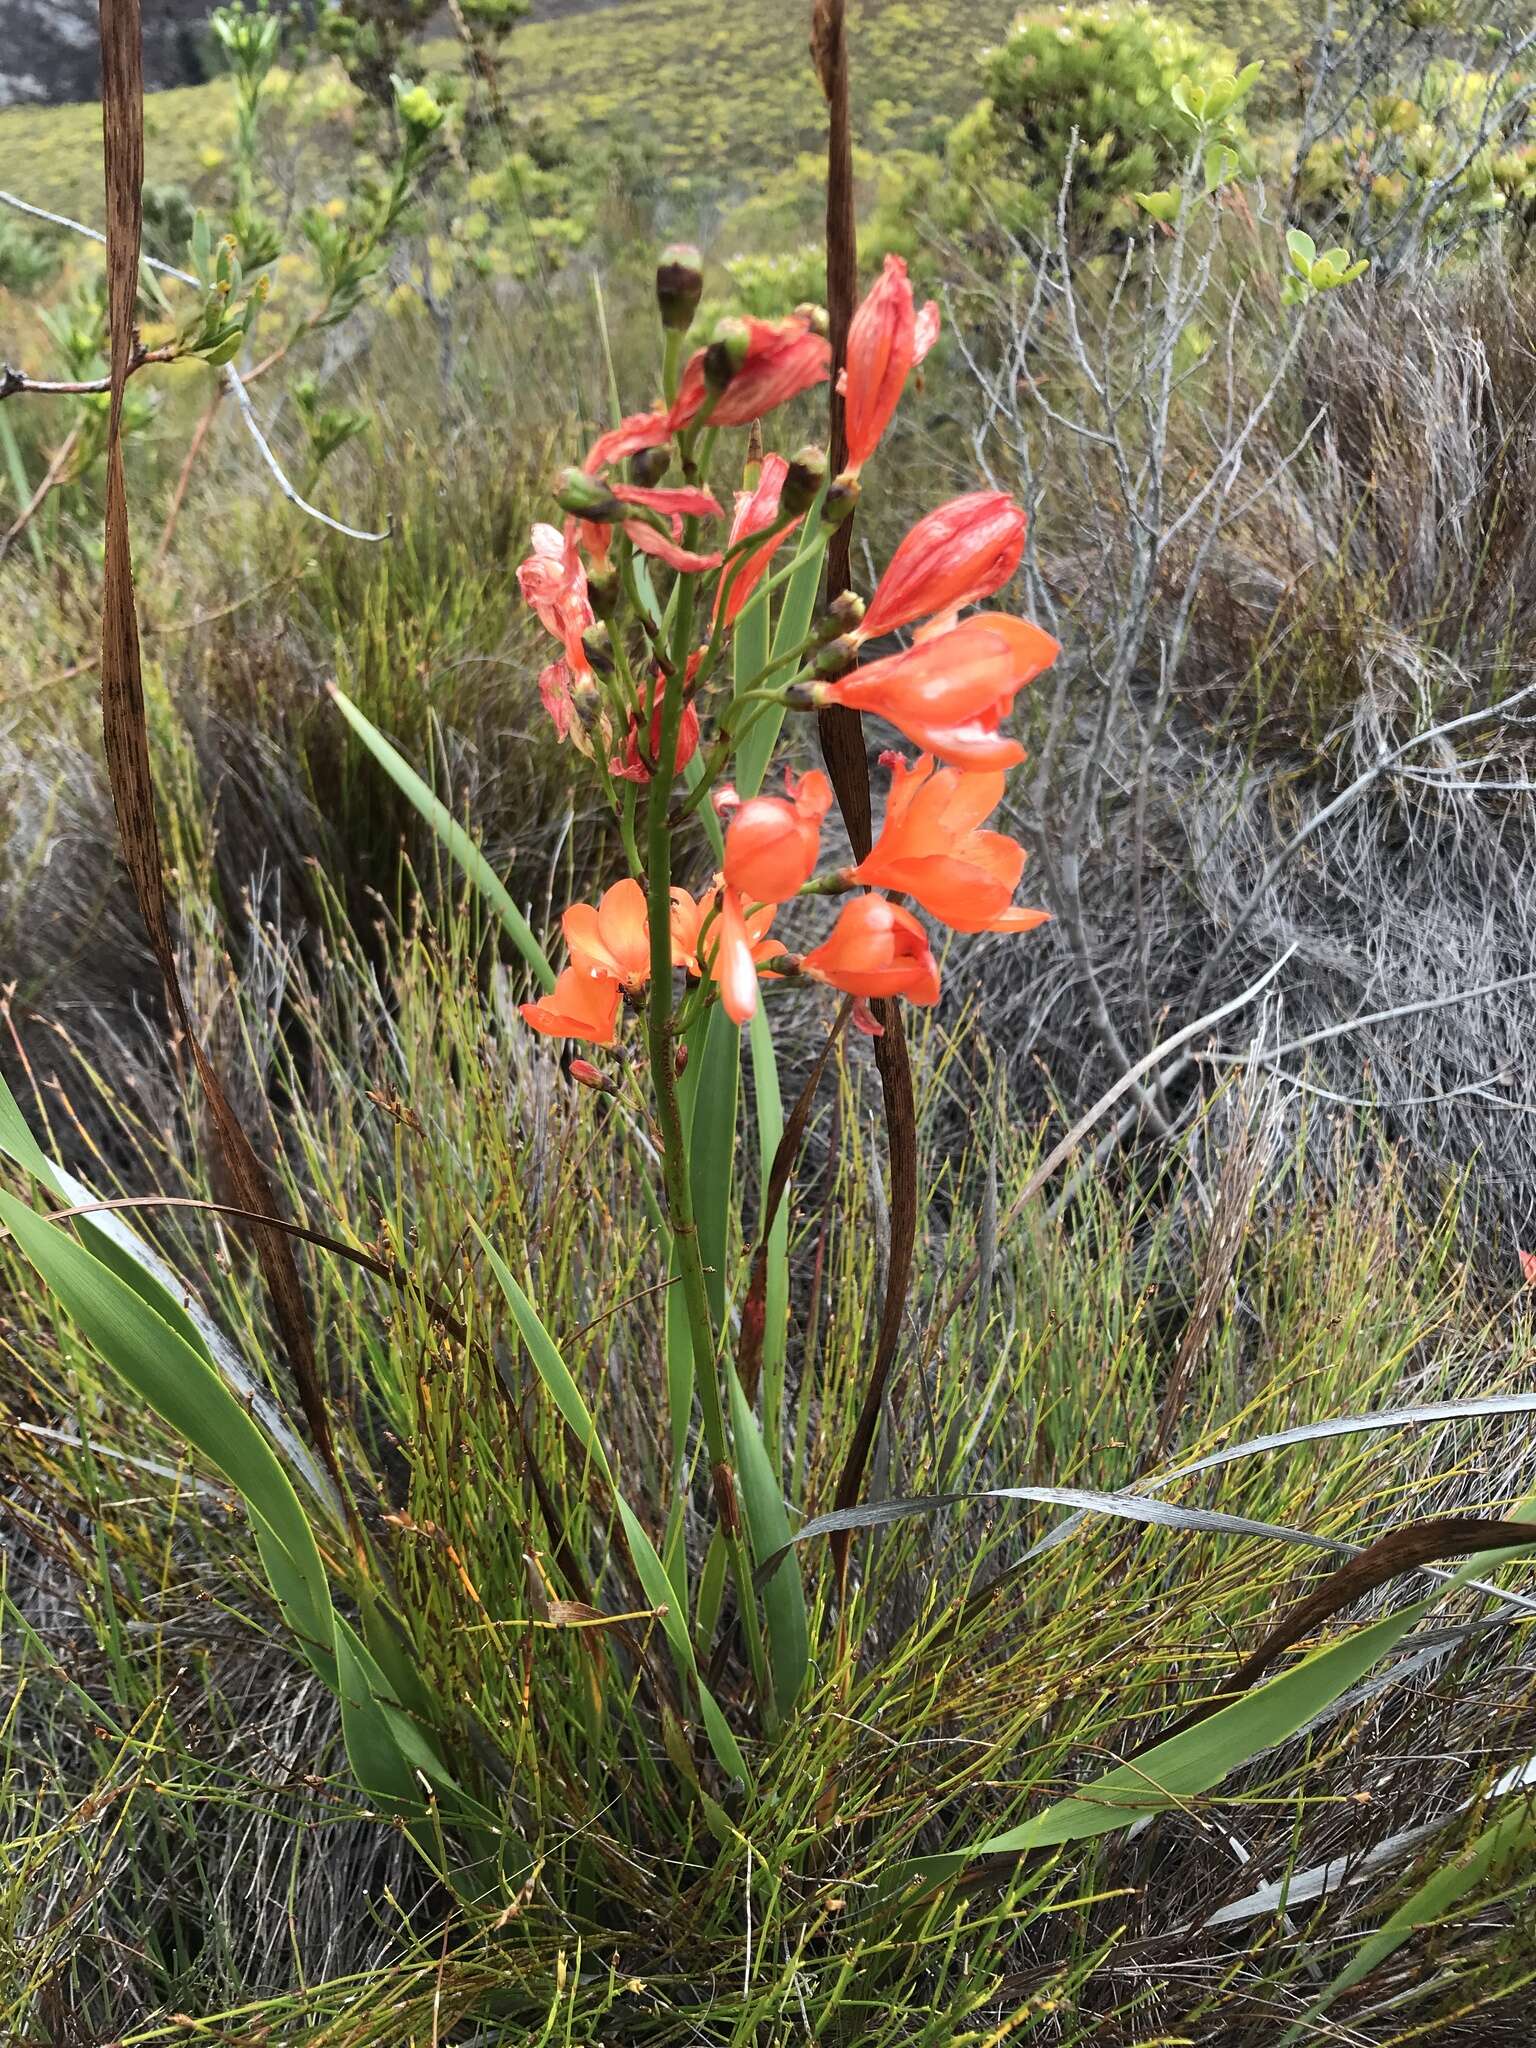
1294, 56, 1536, 256
942, 4, 1242, 244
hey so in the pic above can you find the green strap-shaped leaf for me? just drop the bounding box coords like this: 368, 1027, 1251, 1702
0, 1187, 338, 1686
329, 682, 555, 991
690, 1004, 740, 1334
0, 1068, 341, 1522
729, 1364, 808, 1717
888, 1597, 1440, 1893
475, 1227, 749, 1785
735, 509, 827, 798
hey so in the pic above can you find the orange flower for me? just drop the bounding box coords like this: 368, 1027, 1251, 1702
816, 613, 1058, 769
520, 965, 623, 1046
611, 676, 703, 784
801, 894, 940, 1007
838, 256, 941, 473
722, 767, 834, 903
670, 314, 831, 432
671, 884, 779, 1025
859, 493, 1027, 641
562, 878, 654, 993
851, 754, 1049, 934
714, 454, 800, 627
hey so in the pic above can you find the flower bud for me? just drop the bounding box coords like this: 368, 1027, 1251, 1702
586, 561, 620, 620
782, 444, 827, 518
704, 317, 751, 395
822, 472, 860, 530
814, 635, 859, 681
628, 444, 672, 489
796, 302, 831, 337
819, 590, 865, 641
673, 1043, 690, 1078
656, 244, 704, 333
555, 466, 621, 521
580, 622, 616, 676
569, 1058, 615, 1093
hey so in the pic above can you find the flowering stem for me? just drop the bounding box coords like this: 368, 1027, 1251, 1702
644, 551, 774, 1730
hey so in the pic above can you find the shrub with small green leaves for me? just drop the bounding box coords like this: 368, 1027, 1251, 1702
944, 3, 1245, 244
0, 219, 60, 297
1279, 225, 1369, 304
1293, 53, 1535, 265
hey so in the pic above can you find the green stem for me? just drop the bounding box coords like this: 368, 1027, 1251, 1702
644, 551, 774, 1729
671, 690, 797, 824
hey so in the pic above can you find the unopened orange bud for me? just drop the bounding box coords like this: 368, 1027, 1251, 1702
569, 1058, 615, 1092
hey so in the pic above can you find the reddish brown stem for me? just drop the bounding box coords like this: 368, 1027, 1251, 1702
811, 0, 921, 1589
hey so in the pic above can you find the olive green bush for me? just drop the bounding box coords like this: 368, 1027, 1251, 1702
944, 3, 1242, 243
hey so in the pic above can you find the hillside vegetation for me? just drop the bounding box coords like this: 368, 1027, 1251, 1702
5, 0, 1536, 2041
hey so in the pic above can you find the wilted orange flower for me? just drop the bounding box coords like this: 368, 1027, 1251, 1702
801, 894, 940, 1007
611, 676, 702, 784
610, 481, 722, 521
816, 612, 1058, 769
851, 754, 1048, 934
722, 767, 834, 903
517, 521, 594, 740
859, 493, 1027, 641
520, 965, 623, 1046
626, 525, 724, 572
715, 454, 799, 627
583, 409, 672, 474
670, 314, 831, 432
838, 255, 940, 473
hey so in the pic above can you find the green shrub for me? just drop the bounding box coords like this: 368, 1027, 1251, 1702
945, 3, 1241, 242
1293, 56, 1535, 264
0, 219, 60, 297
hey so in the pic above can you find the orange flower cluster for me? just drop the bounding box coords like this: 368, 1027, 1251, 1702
514, 245, 1060, 1055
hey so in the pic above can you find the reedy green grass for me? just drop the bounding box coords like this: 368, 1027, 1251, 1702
5, 858, 1536, 2040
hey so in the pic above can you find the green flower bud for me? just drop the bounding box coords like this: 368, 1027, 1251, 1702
656, 244, 704, 333
813, 634, 859, 681
393, 78, 446, 136
554, 466, 621, 521
781, 444, 827, 518
704, 317, 751, 394
821, 472, 860, 530
627, 444, 672, 489
586, 562, 620, 620
581, 622, 616, 676
819, 590, 865, 641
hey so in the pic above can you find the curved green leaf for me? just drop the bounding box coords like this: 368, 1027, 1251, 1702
328, 682, 555, 991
